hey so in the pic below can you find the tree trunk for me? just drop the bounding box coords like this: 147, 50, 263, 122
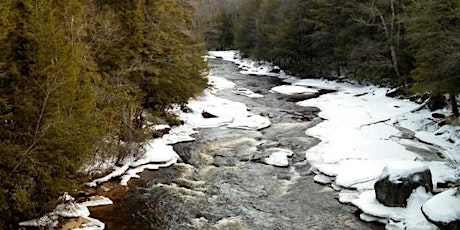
450, 92, 459, 117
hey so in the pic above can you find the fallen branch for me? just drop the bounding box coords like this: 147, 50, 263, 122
359, 118, 391, 128
410, 99, 430, 113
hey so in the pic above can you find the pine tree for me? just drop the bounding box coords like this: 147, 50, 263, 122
0, 0, 208, 227
406, 0, 460, 116
234, 0, 262, 57
0, 0, 104, 226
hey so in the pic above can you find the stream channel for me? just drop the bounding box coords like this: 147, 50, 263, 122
91, 58, 384, 229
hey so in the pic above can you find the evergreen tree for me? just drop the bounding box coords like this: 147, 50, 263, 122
0, 0, 208, 228
406, 0, 460, 116
0, 0, 103, 225
234, 0, 262, 57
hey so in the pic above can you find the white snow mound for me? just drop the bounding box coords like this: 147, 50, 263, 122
380, 161, 430, 182
271, 85, 318, 95
422, 188, 460, 224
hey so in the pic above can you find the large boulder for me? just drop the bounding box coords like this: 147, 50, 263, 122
422, 188, 460, 230
374, 161, 433, 207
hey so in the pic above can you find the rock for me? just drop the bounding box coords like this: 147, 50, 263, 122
269, 67, 281, 74
437, 181, 456, 190
181, 106, 193, 113
99, 185, 112, 192
202, 110, 218, 118
432, 113, 446, 119
59, 216, 90, 230
374, 161, 433, 207
422, 188, 460, 230
428, 94, 447, 111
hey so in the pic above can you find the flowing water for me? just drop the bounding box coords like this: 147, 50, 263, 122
92, 59, 383, 230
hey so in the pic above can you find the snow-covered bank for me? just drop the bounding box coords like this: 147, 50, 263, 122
87, 139, 179, 187
87, 62, 271, 188
19, 193, 111, 230
208, 50, 460, 229
84, 54, 272, 187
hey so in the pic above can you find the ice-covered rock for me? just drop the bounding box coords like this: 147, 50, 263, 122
262, 148, 293, 167
374, 161, 433, 207
422, 188, 460, 229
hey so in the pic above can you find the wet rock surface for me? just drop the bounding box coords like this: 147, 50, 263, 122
375, 165, 433, 207
92, 59, 383, 229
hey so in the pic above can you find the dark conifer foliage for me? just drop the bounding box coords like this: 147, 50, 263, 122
0, 0, 207, 227
199, 0, 460, 114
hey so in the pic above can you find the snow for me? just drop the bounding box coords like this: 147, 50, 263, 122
416, 131, 460, 160
87, 164, 130, 187
208, 50, 460, 229
88, 139, 179, 187
208, 75, 237, 93
348, 187, 437, 229
313, 174, 334, 185
161, 125, 197, 145
296, 78, 459, 227
173, 91, 270, 130
131, 139, 178, 167
207, 51, 238, 62
271, 85, 318, 95
208, 50, 288, 78
233, 87, 264, 98
380, 161, 430, 183
153, 124, 171, 131
422, 188, 460, 224
262, 148, 293, 167
79, 196, 113, 207
19, 194, 109, 230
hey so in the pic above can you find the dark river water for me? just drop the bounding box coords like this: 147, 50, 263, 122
91, 58, 383, 230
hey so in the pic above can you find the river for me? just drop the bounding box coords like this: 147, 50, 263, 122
91, 58, 383, 229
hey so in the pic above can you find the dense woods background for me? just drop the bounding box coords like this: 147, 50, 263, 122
0, 0, 207, 227
1, 0, 459, 228
199, 0, 460, 115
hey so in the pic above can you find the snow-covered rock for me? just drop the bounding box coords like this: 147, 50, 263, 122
19, 193, 108, 230
374, 161, 433, 207
262, 148, 293, 167
422, 188, 460, 229
349, 187, 437, 229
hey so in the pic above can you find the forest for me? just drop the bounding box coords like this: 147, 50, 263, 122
1, 0, 459, 228
200, 0, 460, 116
0, 0, 207, 227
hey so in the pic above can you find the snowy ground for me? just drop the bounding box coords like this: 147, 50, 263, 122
207, 51, 460, 229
